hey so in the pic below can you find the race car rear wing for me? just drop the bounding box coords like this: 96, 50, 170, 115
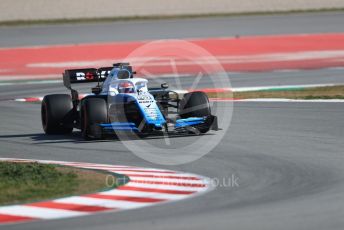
63, 67, 113, 90
63, 63, 135, 107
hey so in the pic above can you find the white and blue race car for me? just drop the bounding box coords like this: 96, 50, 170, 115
41, 63, 218, 139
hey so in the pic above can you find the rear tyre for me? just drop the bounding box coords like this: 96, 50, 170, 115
41, 94, 74, 134
179, 91, 211, 133
81, 98, 108, 140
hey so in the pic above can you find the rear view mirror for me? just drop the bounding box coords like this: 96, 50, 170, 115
161, 83, 169, 89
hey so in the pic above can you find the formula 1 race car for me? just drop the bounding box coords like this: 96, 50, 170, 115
41, 63, 218, 139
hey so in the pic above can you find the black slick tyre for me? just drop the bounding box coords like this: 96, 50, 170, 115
41, 94, 74, 134
81, 98, 108, 140
179, 91, 211, 133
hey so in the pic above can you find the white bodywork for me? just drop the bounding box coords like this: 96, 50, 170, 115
101, 76, 148, 96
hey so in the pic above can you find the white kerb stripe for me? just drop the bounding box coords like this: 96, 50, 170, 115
126, 182, 207, 192
120, 172, 201, 178
109, 170, 179, 176
55, 197, 149, 209
106, 168, 176, 173
0, 206, 86, 219
61, 163, 132, 168
100, 189, 188, 200
128, 176, 205, 184
65, 166, 180, 174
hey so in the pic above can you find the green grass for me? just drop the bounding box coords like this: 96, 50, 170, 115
301, 95, 344, 100
0, 162, 126, 206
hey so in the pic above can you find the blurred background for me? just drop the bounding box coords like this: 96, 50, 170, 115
1, 0, 344, 23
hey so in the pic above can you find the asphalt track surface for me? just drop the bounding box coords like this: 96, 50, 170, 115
1, 12, 344, 47
1, 12, 344, 230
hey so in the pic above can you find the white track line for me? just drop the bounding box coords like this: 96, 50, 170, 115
230, 83, 338, 92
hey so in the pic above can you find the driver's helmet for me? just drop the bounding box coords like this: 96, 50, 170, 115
118, 81, 135, 93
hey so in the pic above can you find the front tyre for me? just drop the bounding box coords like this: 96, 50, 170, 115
41, 94, 74, 134
81, 98, 108, 140
179, 91, 212, 133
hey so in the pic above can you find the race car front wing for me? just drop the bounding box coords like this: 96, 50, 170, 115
96, 115, 218, 134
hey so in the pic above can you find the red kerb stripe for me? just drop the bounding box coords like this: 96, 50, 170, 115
84, 194, 166, 203
118, 185, 196, 195
0, 214, 35, 223
26, 98, 41, 102
27, 201, 112, 212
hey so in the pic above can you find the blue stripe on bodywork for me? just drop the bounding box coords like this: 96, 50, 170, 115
99, 122, 139, 131
175, 117, 205, 128
99, 122, 137, 127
